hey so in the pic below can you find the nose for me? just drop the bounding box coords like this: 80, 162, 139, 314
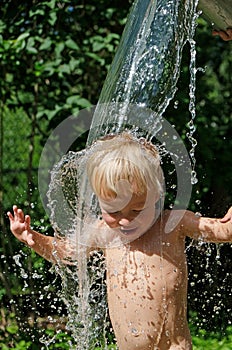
119, 217, 132, 227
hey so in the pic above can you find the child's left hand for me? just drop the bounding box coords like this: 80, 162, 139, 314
212, 28, 232, 41
220, 207, 232, 223
7, 205, 35, 246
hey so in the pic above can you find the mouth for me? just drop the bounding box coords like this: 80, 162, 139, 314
120, 227, 137, 235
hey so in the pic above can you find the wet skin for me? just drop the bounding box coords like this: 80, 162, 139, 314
98, 191, 191, 349
103, 208, 192, 350
97, 193, 232, 349
99, 192, 158, 242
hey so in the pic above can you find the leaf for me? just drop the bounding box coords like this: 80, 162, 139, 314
105, 33, 120, 43
65, 38, 79, 51
59, 63, 71, 75
92, 41, 105, 52
85, 52, 105, 65
69, 57, 81, 72
39, 38, 53, 51
66, 95, 81, 105
43, 59, 62, 75
0, 19, 6, 33
17, 91, 34, 104
5, 73, 13, 83
26, 37, 38, 54
29, 8, 45, 17
27, 46, 38, 54
46, 0, 56, 9
11, 32, 30, 52
44, 105, 63, 120
34, 61, 44, 76
16, 32, 30, 42
66, 95, 91, 108
55, 42, 65, 57
6, 324, 19, 334
76, 98, 92, 108
49, 11, 57, 26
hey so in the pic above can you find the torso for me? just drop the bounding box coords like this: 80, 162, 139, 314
104, 211, 192, 350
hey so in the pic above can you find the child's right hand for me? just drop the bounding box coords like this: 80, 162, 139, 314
220, 206, 232, 223
7, 205, 35, 247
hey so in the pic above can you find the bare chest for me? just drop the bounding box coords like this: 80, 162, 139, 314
105, 241, 187, 300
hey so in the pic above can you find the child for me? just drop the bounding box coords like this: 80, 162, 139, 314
8, 133, 232, 350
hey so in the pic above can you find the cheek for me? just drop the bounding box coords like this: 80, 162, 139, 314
138, 207, 156, 222
102, 213, 117, 226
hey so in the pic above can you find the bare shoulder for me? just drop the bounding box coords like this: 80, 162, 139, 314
158, 209, 207, 240
175, 209, 199, 237
161, 209, 192, 231
157, 209, 190, 238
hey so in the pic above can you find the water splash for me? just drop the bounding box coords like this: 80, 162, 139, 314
186, 239, 232, 332
46, 149, 113, 348
45, 0, 201, 348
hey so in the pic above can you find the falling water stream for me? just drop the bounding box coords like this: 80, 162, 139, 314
31, 0, 230, 348
87, 0, 199, 144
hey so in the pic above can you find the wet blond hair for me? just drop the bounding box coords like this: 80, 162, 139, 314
87, 132, 164, 199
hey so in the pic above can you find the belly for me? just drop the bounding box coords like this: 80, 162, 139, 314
105, 249, 189, 349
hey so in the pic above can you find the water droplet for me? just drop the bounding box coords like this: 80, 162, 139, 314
131, 327, 139, 336
191, 170, 198, 184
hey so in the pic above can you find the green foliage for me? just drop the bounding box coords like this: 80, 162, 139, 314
0, 0, 128, 126
192, 326, 232, 350
1, 315, 232, 350
0, 311, 30, 349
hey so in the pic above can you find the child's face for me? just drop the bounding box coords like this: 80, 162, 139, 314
99, 190, 158, 240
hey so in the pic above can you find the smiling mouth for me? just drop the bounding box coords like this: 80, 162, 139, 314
120, 227, 137, 235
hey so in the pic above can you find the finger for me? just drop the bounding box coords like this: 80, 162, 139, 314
220, 214, 230, 223
220, 218, 228, 223
25, 215, 31, 229
13, 205, 18, 219
17, 208, 25, 222
7, 211, 14, 221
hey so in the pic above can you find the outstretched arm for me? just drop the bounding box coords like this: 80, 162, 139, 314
212, 28, 232, 41
8, 205, 56, 263
8, 205, 94, 264
180, 208, 232, 243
